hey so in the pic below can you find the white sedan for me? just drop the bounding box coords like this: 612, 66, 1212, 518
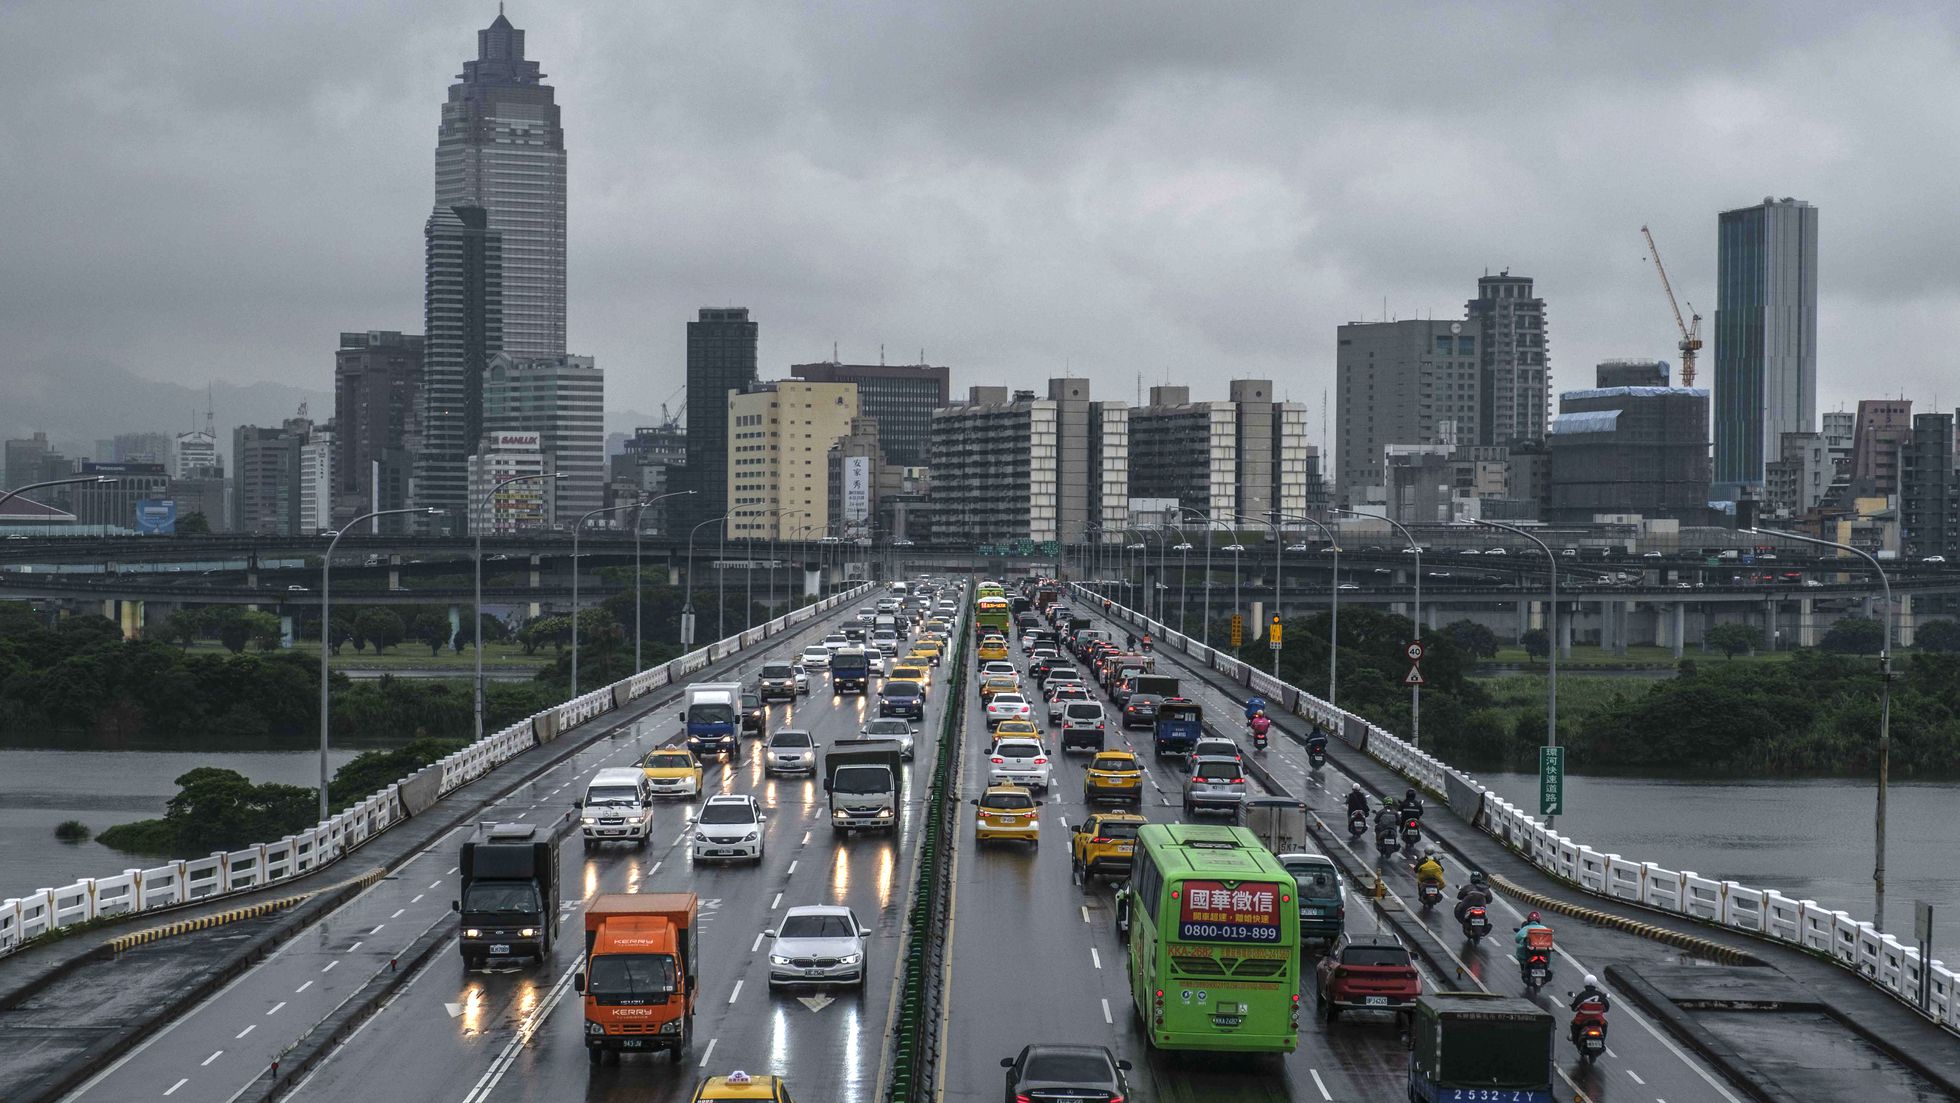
800, 646, 831, 670
985, 693, 1033, 728
986, 737, 1053, 791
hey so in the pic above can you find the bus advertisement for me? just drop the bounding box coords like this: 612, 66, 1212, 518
1124, 823, 1301, 1052
973, 596, 1012, 639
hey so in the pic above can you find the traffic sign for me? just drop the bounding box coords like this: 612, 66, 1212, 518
1404, 665, 1424, 686
1405, 640, 1425, 662
1229, 613, 1244, 648
1539, 747, 1565, 817
1269, 616, 1283, 647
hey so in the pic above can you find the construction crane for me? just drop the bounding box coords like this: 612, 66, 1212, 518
1640, 224, 1703, 387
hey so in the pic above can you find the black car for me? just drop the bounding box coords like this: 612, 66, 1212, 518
878, 679, 925, 719
1119, 692, 1162, 730
1001, 1044, 1131, 1103
741, 689, 768, 738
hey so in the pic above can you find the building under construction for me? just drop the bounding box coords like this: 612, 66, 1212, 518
1546, 360, 1713, 524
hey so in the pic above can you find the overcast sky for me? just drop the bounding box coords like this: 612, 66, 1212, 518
4, 1, 1956, 450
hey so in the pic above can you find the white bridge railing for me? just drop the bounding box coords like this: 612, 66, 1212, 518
1076, 584, 1958, 1035
0, 584, 874, 958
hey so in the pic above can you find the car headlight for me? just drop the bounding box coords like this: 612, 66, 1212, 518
519, 928, 537, 938
770, 955, 792, 966
588, 1021, 606, 1035
741, 832, 758, 842
878, 807, 893, 817
581, 815, 596, 824
464, 928, 481, 938
838, 953, 862, 966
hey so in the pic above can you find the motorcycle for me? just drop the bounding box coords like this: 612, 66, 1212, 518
1346, 809, 1368, 839
1251, 728, 1269, 751
1306, 741, 1327, 770
1417, 881, 1443, 912
1374, 829, 1399, 859
1399, 816, 1422, 849
1459, 905, 1491, 942
1520, 950, 1553, 995
1570, 1011, 1607, 1065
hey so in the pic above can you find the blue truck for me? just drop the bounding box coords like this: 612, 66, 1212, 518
679, 681, 743, 763
1151, 698, 1204, 760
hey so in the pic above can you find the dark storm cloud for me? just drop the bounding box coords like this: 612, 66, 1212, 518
2, 1, 1956, 448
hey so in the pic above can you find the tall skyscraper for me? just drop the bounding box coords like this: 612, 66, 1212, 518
484, 352, 604, 525
415, 205, 503, 531
680, 308, 758, 529
1465, 272, 1550, 446
233, 419, 310, 534
1714, 197, 1818, 496
334, 331, 424, 530
788, 361, 951, 467
1335, 319, 1480, 501
435, 12, 565, 359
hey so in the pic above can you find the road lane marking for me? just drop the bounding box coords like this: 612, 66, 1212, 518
411, 894, 423, 904
430, 880, 442, 890
348, 941, 362, 952
649, 861, 662, 875
698, 1037, 719, 1067
164, 1079, 187, 1096
786, 860, 798, 875
1310, 1069, 1333, 1100
1627, 1070, 1646, 1085
1080, 905, 1090, 923
1090, 948, 1101, 969
201, 1051, 222, 1067
771, 892, 783, 909
460, 953, 582, 1103
322, 960, 339, 972
729, 980, 744, 1004
367, 924, 384, 934
801, 831, 811, 845
751, 932, 765, 952
447, 866, 458, 874
1100, 998, 1112, 1024
266, 1002, 285, 1015
234, 1025, 254, 1039
295, 981, 312, 993
390, 908, 405, 919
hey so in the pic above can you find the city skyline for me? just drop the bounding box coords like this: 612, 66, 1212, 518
5, 5, 1960, 450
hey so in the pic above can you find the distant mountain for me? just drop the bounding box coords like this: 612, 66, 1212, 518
0, 359, 330, 452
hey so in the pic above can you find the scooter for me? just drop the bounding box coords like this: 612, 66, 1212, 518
1520, 950, 1553, 995
1400, 817, 1422, 849
1417, 881, 1443, 912
1459, 905, 1491, 942
1569, 1005, 1608, 1065
1347, 809, 1368, 839
1375, 829, 1399, 860
1251, 727, 1269, 752
1306, 741, 1327, 770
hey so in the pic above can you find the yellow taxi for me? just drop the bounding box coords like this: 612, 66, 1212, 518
972, 784, 1040, 844
977, 635, 1009, 663
1071, 811, 1145, 878
691, 1070, 796, 1103
992, 718, 1040, 741
1083, 750, 1144, 805
639, 746, 704, 798
977, 672, 1020, 701
890, 663, 931, 690
909, 638, 944, 666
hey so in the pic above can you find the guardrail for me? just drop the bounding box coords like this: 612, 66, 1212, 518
0, 585, 876, 958
1072, 583, 1960, 1036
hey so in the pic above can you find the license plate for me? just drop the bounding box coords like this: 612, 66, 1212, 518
1116, 844, 1133, 853
992, 817, 1020, 826
1365, 996, 1388, 1006
1212, 1015, 1243, 1027
1302, 907, 1323, 916
489, 944, 510, 955
805, 968, 825, 977
711, 849, 738, 856
621, 1039, 644, 1048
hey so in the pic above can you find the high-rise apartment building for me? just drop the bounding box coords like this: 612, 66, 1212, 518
1765, 432, 1830, 518
1902, 412, 1960, 561
415, 205, 503, 531
174, 429, 219, 479
929, 380, 1124, 546
484, 352, 603, 525
788, 361, 951, 467
1546, 362, 1711, 524
1850, 398, 1912, 499
1714, 197, 1818, 495
467, 432, 555, 535
4, 432, 52, 491
334, 331, 423, 530
233, 419, 310, 534
727, 381, 859, 540
435, 12, 564, 359
1128, 381, 1311, 526
679, 308, 758, 529
1466, 272, 1550, 446
1335, 320, 1480, 502
299, 429, 335, 534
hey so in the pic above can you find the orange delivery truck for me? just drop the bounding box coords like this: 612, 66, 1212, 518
573, 892, 698, 1065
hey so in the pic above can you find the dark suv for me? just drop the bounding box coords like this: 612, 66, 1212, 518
1000, 1044, 1131, 1103
1314, 934, 1420, 1024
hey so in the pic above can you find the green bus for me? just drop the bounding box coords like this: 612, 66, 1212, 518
1123, 823, 1301, 1052
976, 580, 1006, 601
973, 595, 1012, 640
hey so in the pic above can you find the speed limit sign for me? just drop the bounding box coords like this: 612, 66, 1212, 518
1405, 641, 1425, 662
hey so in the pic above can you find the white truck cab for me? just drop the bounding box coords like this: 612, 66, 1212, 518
580, 767, 655, 850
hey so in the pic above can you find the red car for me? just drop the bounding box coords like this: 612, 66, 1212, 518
1314, 935, 1420, 1023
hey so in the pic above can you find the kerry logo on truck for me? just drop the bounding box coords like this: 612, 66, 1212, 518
1177, 880, 1284, 943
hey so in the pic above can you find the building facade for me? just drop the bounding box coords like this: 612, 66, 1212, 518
1849, 398, 1913, 499
4, 433, 53, 490
174, 429, 219, 480
466, 432, 554, 534
415, 205, 503, 532
1128, 381, 1311, 527
1545, 363, 1711, 524
928, 380, 1121, 546
112, 432, 174, 469
1465, 272, 1550, 446
1764, 432, 1831, 519
68, 462, 171, 530
1902, 412, 1959, 561
299, 429, 334, 534
232, 420, 311, 534
434, 13, 564, 359
484, 352, 603, 526
1714, 197, 1818, 495
333, 330, 423, 530
788, 361, 950, 468
726, 381, 859, 540
1335, 320, 1480, 502
678, 308, 758, 530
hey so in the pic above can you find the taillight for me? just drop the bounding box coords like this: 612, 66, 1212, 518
991, 756, 1004, 764
1093, 836, 1110, 844
1033, 757, 1048, 765
1230, 777, 1244, 785
1016, 1096, 1033, 1103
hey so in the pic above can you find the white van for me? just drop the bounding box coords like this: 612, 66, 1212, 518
580, 767, 655, 851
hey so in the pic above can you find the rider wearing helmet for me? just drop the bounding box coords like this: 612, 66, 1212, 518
1344, 783, 1371, 819
1453, 870, 1491, 921
1397, 788, 1425, 822
1249, 710, 1272, 739
1570, 975, 1611, 1041
1414, 849, 1445, 888
1514, 910, 1553, 964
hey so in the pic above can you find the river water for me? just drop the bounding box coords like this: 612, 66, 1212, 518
0, 731, 420, 901
1478, 770, 1960, 964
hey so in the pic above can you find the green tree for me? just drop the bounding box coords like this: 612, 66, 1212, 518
1820, 617, 1886, 656
354, 609, 406, 654
1707, 622, 1766, 659
1440, 619, 1499, 659
176, 511, 212, 535
156, 610, 203, 648
1520, 628, 1551, 661
1914, 619, 1960, 653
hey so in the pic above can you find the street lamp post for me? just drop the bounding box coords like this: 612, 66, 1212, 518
1169, 521, 1192, 636
1234, 514, 1284, 677
630, 490, 695, 673
1750, 525, 1894, 930
476, 472, 563, 741
0, 474, 117, 517
771, 509, 809, 621
320, 507, 436, 821
682, 510, 732, 650
1178, 508, 1215, 647
1477, 518, 1556, 828
1333, 507, 1421, 747
1275, 512, 1338, 702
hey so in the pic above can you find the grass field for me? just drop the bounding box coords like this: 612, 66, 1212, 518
1486, 644, 1798, 669
184, 639, 549, 670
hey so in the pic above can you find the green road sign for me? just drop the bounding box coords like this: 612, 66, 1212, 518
1539, 747, 1565, 817
1041, 541, 1060, 557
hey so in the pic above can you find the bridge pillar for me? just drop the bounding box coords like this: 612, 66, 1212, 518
1898, 593, 1915, 648
667, 554, 681, 587
101, 599, 117, 624
1766, 600, 1779, 651
1527, 600, 1543, 633
1799, 597, 1817, 647
1558, 604, 1572, 658
279, 614, 294, 649
1672, 603, 1686, 659
1516, 601, 1530, 642
528, 556, 542, 620
1614, 601, 1631, 656
388, 554, 401, 592
448, 605, 463, 652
